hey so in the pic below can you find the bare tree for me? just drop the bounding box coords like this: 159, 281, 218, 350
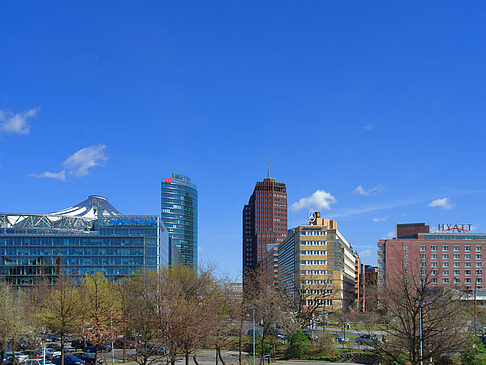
0, 283, 26, 365
375, 263, 467, 364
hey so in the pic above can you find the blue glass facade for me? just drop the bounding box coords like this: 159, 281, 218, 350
161, 173, 198, 269
0, 211, 174, 287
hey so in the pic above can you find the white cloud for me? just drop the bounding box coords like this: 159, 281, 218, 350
428, 197, 454, 210
62, 144, 108, 177
373, 215, 389, 223
470, 225, 478, 232
383, 231, 395, 239
0, 108, 38, 135
360, 249, 372, 258
352, 184, 384, 196
363, 123, 375, 131
29, 171, 66, 182
31, 144, 107, 181
291, 190, 337, 211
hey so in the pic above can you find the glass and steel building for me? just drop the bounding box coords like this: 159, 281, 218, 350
161, 173, 198, 269
0, 195, 180, 287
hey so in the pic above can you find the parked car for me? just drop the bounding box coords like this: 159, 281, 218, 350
70, 340, 86, 350
24, 359, 54, 365
72, 353, 102, 365
43, 348, 61, 360
355, 334, 382, 346
246, 329, 263, 336
5, 351, 29, 363
269, 329, 286, 339
335, 334, 349, 343
51, 355, 84, 365
46, 345, 62, 352
85, 344, 112, 353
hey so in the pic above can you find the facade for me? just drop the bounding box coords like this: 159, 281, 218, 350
378, 223, 486, 292
0, 195, 179, 287
277, 215, 359, 313
161, 173, 198, 269
242, 178, 287, 282
362, 265, 378, 311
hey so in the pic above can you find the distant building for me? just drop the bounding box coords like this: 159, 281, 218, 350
242, 178, 287, 287
277, 214, 360, 313
0, 195, 180, 287
378, 223, 486, 292
362, 265, 378, 311
161, 173, 198, 269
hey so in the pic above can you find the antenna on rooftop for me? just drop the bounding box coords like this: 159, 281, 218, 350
267, 156, 270, 178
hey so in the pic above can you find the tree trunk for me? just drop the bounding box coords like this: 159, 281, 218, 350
260, 334, 265, 365
217, 348, 226, 365
215, 347, 218, 365
238, 315, 244, 365
185, 350, 189, 365
61, 333, 65, 365
122, 337, 126, 363
94, 350, 99, 365
193, 354, 199, 365
0, 349, 4, 365
12, 337, 16, 365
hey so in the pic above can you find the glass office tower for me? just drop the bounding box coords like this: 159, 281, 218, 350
0, 195, 180, 287
161, 173, 198, 269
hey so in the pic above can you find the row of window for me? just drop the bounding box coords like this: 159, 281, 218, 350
301, 240, 327, 246
300, 260, 327, 265
407, 253, 482, 260
417, 245, 482, 252
300, 250, 327, 255
301, 270, 328, 275
404, 261, 484, 268
302, 289, 333, 295
301, 231, 326, 236
419, 269, 483, 277
302, 279, 332, 284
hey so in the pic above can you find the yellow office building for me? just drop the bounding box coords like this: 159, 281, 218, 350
277, 214, 359, 314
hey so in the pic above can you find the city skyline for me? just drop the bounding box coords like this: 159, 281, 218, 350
1, 2, 486, 281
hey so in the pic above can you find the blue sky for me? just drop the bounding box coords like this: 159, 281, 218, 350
1, 1, 485, 281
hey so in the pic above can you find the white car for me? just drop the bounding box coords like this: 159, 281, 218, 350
6, 352, 29, 363
43, 349, 61, 360
24, 360, 54, 365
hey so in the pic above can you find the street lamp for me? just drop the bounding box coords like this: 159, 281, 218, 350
473, 260, 486, 336
252, 305, 256, 365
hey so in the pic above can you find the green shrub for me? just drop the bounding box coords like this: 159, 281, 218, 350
286, 331, 311, 358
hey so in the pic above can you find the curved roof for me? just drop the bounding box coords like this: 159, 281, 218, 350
51, 195, 122, 219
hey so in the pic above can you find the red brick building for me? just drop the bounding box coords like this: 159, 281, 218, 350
378, 223, 486, 292
242, 178, 287, 286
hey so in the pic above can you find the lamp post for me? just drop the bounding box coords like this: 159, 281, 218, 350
252, 306, 256, 365
418, 302, 424, 365
473, 260, 486, 336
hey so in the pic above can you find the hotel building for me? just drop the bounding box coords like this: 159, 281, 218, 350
377, 223, 486, 291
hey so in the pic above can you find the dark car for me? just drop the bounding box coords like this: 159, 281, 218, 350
85, 344, 112, 353
355, 334, 382, 346
52, 355, 85, 365
71, 340, 86, 350
73, 353, 103, 365
136, 344, 165, 356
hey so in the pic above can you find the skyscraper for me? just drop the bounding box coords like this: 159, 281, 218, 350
161, 173, 198, 269
243, 178, 287, 280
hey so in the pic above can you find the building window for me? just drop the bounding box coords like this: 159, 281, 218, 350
443, 278, 449, 284
443, 269, 449, 276
454, 278, 461, 284
477, 254, 482, 260
442, 245, 449, 251
403, 261, 409, 267
420, 262, 427, 267
443, 262, 449, 268
431, 245, 438, 251
453, 254, 460, 260
454, 245, 460, 252
465, 254, 471, 260
454, 262, 460, 268
465, 246, 471, 251
404, 245, 409, 250
420, 253, 426, 259
378, 254, 384, 259
378, 245, 384, 251
442, 253, 449, 259
465, 262, 471, 268
431, 253, 438, 259
477, 269, 482, 275
478, 278, 483, 284
420, 269, 426, 276
454, 270, 460, 276
432, 278, 438, 284
477, 262, 482, 268
404, 253, 409, 258
466, 278, 472, 284
420, 245, 426, 251
465, 270, 471, 276
431, 262, 438, 268
431, 269, 438, 276
476, 246, 482, 252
